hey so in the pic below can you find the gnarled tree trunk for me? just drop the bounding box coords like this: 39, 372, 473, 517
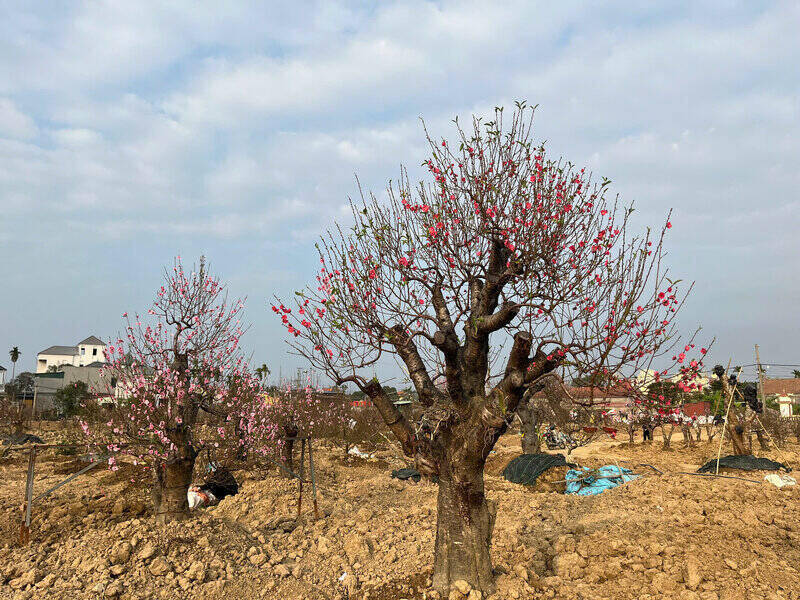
433, 476, 496, 595
681, 424, 694, 447
727, 421, 747, 455
517, 401, 541, 454
431, 437, 497, 596
660, 423, 676, 449
153, 454, 195, 523
281, 421, 299, 477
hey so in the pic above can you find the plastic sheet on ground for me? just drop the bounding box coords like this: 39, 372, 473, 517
765, 473, 796, 489
565, 465, 639, 496
502, 453, 572, 486
347, 446, 374, 459
697, 455, 791, 473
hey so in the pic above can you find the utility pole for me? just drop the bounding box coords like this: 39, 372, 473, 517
755, 344, 766, 410
754, 344, 771, 453
32, 382, 38, 424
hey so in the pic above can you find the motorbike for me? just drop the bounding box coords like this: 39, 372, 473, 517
544, 427, 575, 450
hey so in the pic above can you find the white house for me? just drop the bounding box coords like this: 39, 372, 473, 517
36, 336, 107, 373
0, 365, 6, 388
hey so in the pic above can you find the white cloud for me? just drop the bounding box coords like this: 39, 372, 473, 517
0, 98, 36, 140
0, 0, 799, 373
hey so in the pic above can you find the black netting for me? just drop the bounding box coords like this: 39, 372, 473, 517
697, 455, 791, 473
2, 433, 44, 445
391, 468, 421, 482
502, 453, 574, 486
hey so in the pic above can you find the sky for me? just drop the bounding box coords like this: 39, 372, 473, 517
1, 1, 798, 383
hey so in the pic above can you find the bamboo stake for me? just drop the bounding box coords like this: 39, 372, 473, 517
715, 361, 738, 475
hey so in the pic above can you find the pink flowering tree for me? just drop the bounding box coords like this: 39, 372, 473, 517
628, 352, 709, 448
274, 103, 703, 595
86, 257, 261, 522
243, 383, 354, 474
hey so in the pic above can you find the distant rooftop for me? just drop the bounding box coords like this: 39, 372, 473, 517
0, 365, 6, 371
39, 335, 106, 356
39, 345, 78, 356
763, 378, 800, 396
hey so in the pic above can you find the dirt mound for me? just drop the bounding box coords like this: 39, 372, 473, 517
1, 435, 800, 599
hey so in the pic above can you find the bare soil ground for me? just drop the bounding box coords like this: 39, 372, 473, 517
2, 428, 800, 600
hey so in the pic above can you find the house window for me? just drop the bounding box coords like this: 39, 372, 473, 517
93, 348, 98, 356
81, 347, 85, 355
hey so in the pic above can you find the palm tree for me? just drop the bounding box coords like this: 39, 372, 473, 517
255, 363, 270, 382
8, 347, 20, 383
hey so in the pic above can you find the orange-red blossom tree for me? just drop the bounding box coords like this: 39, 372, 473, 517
274, 104, 701, 595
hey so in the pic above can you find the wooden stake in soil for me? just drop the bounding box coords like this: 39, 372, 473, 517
716, 362, 739, 475
308, 436, 319, 520
296, 437, 305, 520
19, 446, 36, 545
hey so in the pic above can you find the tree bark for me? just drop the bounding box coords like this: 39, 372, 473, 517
660, 424, 675, 449
517, 402, 541, 454
281, 421, 299, 477
755, 428, 769, 451
153, 455, 195, 523
432, 470, 496, 596
626, 421, 635, 445
727, 421, 747, 455
681, 425, 694, 447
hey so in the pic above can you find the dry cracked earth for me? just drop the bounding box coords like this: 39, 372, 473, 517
1, 429, 800, 600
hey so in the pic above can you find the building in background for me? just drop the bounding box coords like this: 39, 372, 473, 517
36, 336, 106, 373
32, 363, 116, 415
763, 378, 800, 417
0, 365, 5, 389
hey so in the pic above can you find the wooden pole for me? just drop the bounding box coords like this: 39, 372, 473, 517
20, 446, 36, 544
716, 362, 738, 475
754, 345, 769, 450
308, 435, 319, 520
755, 345, 766, 410
296, 438, 304, 520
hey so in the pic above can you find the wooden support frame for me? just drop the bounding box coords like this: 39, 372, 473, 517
283, 435, 319, 521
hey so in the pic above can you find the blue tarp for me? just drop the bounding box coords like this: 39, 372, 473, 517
565, 465, 638, 496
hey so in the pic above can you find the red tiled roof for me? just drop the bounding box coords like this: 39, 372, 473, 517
762, 378, 800, 396
531, 384, 636, 400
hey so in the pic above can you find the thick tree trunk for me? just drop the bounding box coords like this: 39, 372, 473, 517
681, 425, 694, 447
234, 421, 248, 462
660, 424, 675, 449
755, 429, 769, 451
281, 421, 299, 478
727, 421, 747, 455
432, 472, 496, 596
626, 422, 635, 445
517, 402, 541, 454
153, 455, 195, 523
